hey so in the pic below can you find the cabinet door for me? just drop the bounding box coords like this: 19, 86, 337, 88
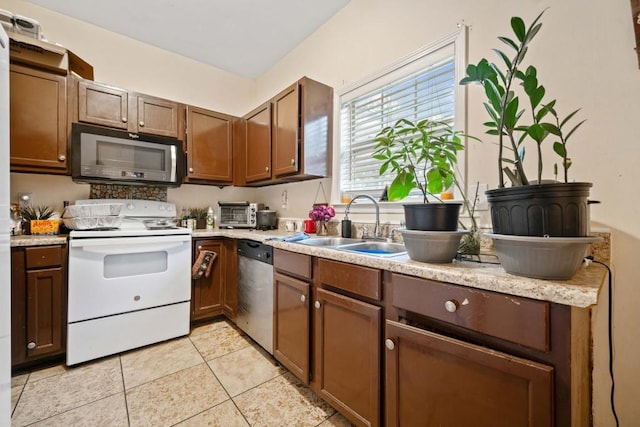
10, 64, 68, 173
137, 94, 180, 138
314, 288, 381, 427
185, 106, 234, 183
244, 102, 272, 182
25, 268, 64, 358
274, 271, 310, 384
272, 82, 299, 177
192, 240, 225, 321
385, 320, 553, 427
78, 80, 129, 129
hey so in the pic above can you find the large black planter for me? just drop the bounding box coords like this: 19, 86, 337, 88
486, 182, 592, 237
403, 203, 461, 231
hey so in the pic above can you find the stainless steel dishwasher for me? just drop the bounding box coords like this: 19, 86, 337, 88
237, 239, 274, 354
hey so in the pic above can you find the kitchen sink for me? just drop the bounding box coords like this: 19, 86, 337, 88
295, 237, 365, 247
293, 237, 407, 258
336, 242, 407, 257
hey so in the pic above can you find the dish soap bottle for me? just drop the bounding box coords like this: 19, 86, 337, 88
206, 206, 214, 230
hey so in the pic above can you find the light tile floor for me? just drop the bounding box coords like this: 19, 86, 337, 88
10, 319, 354, 427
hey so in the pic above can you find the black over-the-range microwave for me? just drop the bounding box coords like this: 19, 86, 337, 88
71, 123, 183, 187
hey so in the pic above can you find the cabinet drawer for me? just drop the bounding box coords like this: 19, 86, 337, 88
317, 259, 381, 301
25, 246, 63, 269
274, 249, 311, 279
390, 273, 549, 351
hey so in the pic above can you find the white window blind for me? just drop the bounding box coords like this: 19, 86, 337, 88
337, 31, 465, 198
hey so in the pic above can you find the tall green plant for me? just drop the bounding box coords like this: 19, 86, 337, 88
372, 118, 469, 203
460, 10, 584, 187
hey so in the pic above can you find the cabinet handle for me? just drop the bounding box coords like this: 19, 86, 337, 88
189, 167, 194, 173
265, 166, 270, 172
300, 294, 306, 303
385, 339, 395, 351
122, 117, 128, 123
139, 121, 145, 127
444, 300, 459, 313
27, 342, 36, 350
58, 154, 66, 162
198, 245, 203, 251
314, 301, 321, 309
290, 158, 295, 165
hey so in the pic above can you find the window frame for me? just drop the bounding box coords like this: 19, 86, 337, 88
331, 26, 469, 212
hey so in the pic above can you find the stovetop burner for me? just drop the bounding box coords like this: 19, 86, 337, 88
68, 199, 191, 238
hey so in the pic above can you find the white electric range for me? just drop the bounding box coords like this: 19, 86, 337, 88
67, 199, 192, 365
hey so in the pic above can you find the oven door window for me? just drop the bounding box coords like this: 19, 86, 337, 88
104, 251, 168, 278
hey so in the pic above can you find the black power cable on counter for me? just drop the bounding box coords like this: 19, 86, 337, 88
585, 256, 619, 426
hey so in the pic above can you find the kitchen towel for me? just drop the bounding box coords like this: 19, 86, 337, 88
265, 232, 310, 242
192, 250, 217, 279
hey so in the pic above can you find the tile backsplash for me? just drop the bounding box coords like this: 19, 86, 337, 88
90, 184, 167, 201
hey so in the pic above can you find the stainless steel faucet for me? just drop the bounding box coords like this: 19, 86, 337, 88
345, 194, 381, 238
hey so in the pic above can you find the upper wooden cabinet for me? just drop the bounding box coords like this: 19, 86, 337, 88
237, 77, 333, 186
184, 106, 235, 184
243, 102, 272, 183
9, 64, 68, 174
76, 80, 181, 139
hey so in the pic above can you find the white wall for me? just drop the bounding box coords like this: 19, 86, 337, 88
255, 0, 639, 425
3, 0, 638, 424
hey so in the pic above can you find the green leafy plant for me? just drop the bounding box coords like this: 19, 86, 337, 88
20, 205, 54, 221
188, 207, 209, 220
373, 118, 472, 203
459, 10, 585, 187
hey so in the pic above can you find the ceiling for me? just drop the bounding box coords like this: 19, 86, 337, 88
25, 0, 351, 79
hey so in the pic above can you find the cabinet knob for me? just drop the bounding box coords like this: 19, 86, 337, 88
122, 117, 128, 123
198, 245, 203, 251
189, 167, 194, 173
385, 339, 395, 351
265, 166, 270, 172
139, 121, 145, 127
27, 342, 36, 350
300, 294, 306, 303
134, 295, 141, 301
290, 158, 295, 165
444, 300, 459, 313
58, 154, 66, 162
314, 301, 321, 309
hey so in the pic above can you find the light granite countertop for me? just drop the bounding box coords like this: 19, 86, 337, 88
14, 230, 607, 308
192, 229, 607, 308
10, 235, 68, 247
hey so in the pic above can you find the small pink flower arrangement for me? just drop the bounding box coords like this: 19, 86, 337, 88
309, 204, 335, 222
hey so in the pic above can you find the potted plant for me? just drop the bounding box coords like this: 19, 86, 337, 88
459, 10, 591, 238
373, 118, 473, 231
190, 207, 209, 229
373, 118, 477, 262
20, 205, 56, 235
460, 10, 601, 278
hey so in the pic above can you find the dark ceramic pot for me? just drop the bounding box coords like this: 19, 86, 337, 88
403, 203, 461, 231
486, 182, 592, 237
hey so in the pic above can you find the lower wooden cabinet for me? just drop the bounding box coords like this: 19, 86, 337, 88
11, 245, 67, 367
273, 271, 310, 384
313, 288, 381, 427
385, 320, 553, 427
191, 238, 237, 323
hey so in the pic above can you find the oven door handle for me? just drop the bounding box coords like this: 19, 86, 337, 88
70, 235, 191, 254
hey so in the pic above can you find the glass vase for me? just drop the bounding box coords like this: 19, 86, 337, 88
316, 221, 329, 236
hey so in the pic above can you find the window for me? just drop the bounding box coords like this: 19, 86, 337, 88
335, 28, 467, 202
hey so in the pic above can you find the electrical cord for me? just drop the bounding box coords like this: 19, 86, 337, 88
585, 256, 619, 426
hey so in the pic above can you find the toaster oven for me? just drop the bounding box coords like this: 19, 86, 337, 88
218, 202, 264, 228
